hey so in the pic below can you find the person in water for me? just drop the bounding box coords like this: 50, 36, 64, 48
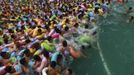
64, 68, 73, 75
125, 7, 134, 15
124, 7, 134, 23
127, 16, 134, 23
0, 0, 112, 75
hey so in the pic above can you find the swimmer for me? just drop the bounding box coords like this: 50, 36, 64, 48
68, 46, 81, 59
64, 68, 73, 75
0, 66, 19, 75
127, 16, 134, 23
33, 55, 47, 73
102, 2, 109, 13
88, 11, 95, 22
0, 52, 11, 65
124, 7, 134, 15
127, 7, 133, 13
0, 1, 110, 75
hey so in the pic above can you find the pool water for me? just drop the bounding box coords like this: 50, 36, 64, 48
71, 1, 134, 75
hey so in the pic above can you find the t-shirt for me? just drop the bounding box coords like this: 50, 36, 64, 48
41, 40, 55, 52
51, 52, 60, 62
36, 55, 47, 72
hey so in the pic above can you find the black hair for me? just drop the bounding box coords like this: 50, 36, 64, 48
37, 26, 42, 28
0, 52, 10, 59
4, 38, 9, 44
20, 57, 27, 66
21, 25, 25, 30
57, 54, 62, 60
31, 42, 41, 50
44, 15, 48, 19
11, 34, 16, 39
5, 66, 14, 73
81, 45, 85, 49
45, 25, 50, 31
94, 7, 99, 14
16, 28, 21, 32
42, 49, 49, 58
67, 68, 73, 74
31, 25, 36, 29
54, 27, 62, 34
53, 20, 57, 24
38, 28, 42, 34
95, 3, 100, 6
25, 38, 31, 43
106, 3, 109, 5
48, 21, 51, 26
74, 23, 79, 28
129, 7, 133, 10
65, 19, 69, 23
8, 29, 14, 33
62, 40, 68, 47
23, 49, 31, 57
68, 10, 72, 15
33, 55, 41, 61
50, 61, 56, 68
85, 25, 89, 29
26, 19, 29, 23
47, 36, 52, 42
23, 16, 26, 18
11, 16, 15, 19
78, 14, 83, 19
64, 26, 69, 31
131, 16, 134, 19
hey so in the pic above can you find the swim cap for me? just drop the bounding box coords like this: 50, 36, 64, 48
51, 52, 60, 62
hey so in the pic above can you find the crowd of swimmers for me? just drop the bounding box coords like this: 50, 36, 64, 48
0, 0, 133, 75
116, 0, 134, 23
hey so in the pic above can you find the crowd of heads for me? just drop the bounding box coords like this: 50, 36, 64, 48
0, 0, 111, 75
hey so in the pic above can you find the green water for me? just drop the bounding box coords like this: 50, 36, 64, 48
71, 2, 134, 75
